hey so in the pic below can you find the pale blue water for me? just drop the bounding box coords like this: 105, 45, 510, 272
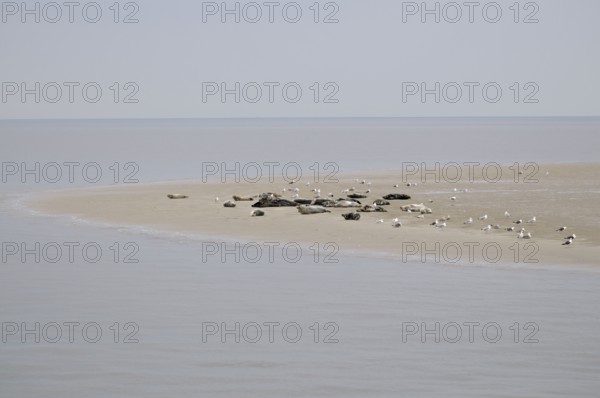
1, 118, 600, 397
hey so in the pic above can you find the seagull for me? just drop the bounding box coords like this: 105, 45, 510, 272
565, 234, 576, 240
492, 224, 501, 229
482, 225, 492, 232
479, 214, 488, 221
281, 188, 287, 193
450, 196, 457, 201
517, 230, 524, 239
215, 197, 219, 202
504, 211, 510, 218
376, 219, 384, 224
305, 182, 311, 186
393, 184, 399, 188
453, 188, 458, 192
523, 232, 532, 239
556, 226, 567, 232
392, 218, 400, 223
464, 217, 473, 224
527, 216, 537, 224
392, 221, 402, 228
435, 222, 447, 228
328, 193, 334, 198
562, 238, 573, 246
506, 227, 515, 231
514, 219, 523, 224
430, 219, 439, 226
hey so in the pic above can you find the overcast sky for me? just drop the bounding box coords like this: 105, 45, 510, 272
1, 0, 599, 119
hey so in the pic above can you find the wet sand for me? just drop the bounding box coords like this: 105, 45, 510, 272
29, 163, 600, 267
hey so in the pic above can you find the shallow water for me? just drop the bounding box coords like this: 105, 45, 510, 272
1, 118, 600, 397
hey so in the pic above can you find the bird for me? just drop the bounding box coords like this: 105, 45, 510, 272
527, 216, 536, 224
392, 218, 400, 224
393, 184, 399, 188
435, 222, 447, 228
479, 214, 488, 221
523, 232, 532, 239
450, 196, 457, 201
392, 221, 402, 228
430, 219, 439, 226
376, 219, 384, 224
492, 224, 501, 230
215, 197, 219, 202
564, 234, 576, 240
504, 211, 510, 218
482, 225, 492, 231
506, 227, 515, 231
517, 230, 524, 239
464, 217, 473, 224
556, 226, 567, 232
562, 238, 573, 246
513, 219, 523, 224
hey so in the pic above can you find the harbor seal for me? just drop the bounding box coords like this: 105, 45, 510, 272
334, 200, 361, 208
223, 200, 236, 208
373, 199, 390, 206
341, 212, 361, 220
347, 193, 368, 199
252, 194, 297, 208
383, 194, 411, 200
357, 205, 387, 213
167, 194, 188, 199
296, 205, 331, 215
233, 195, 255, 201
250, 209, 265, 217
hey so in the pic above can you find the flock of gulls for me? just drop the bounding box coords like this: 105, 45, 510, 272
168, 178, 579, 247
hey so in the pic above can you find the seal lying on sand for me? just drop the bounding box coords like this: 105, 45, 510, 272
401, 203, 432, 214
233, 195, 255, 201
167, 194, 188, 199
373, 199, 390, 206
250, 209, 265, 216
341, 212, 361, 220
335, 200, 361, 208
383, 194, 411, 200
252, 193, 297, 208
297, 205, 331, 215
357, 205, 387, 212
348, 193, 368, 199
223, 200, 236, 208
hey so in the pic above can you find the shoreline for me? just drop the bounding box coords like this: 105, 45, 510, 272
24, 163, 600, 268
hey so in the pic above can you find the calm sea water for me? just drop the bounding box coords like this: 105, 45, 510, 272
1, 118, 599, 397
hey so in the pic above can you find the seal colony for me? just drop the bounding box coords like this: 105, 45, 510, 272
179, 175, 584, 249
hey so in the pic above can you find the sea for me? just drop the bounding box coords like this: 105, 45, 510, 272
1, 117, 599, 397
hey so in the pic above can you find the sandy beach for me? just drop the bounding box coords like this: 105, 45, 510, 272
29, 163, 600, 267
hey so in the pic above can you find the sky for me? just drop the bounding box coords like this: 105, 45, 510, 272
1, 0, 599, 119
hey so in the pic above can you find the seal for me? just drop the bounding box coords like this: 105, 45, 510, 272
358, 205, 387, 213
347, 193, 368, 199
335, 200, 361, 208
373, 199, 390, 206
252, 193, 297, 208
341, 212, 361, 220
383, 194, 411, 200
296, 205, 331, 215
223, 200, 236, 208
233, 195, 255, 201
167, 194, 188, 199
250, 209, 265, 217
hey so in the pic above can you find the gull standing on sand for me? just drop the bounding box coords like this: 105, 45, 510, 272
377, 219, 384, 224
523, 232, 532, 239
482, 225, 492, 232
563, 238, 573, 246
565, 234, 576, 240
464, 217, 473, 224
527, 216, 537, 224
392, 221, 402, 228
514, 219, 523, 224
557, 226, 567, 232
430, 219, 439, 226
435, 222, 447, 228
479, 214, 488, 221
504, 211, 510, 218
